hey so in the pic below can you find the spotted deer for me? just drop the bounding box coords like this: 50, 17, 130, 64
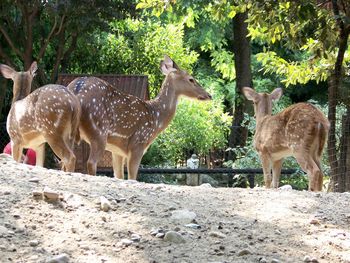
242, 87, 329, 191
67, 55, 212, 179
0, 62, 81, 172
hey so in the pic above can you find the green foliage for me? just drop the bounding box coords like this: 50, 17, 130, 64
70, 18, 198, 97
142, 84, 232, 166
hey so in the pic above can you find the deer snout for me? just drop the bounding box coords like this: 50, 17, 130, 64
198, 93, 212, 101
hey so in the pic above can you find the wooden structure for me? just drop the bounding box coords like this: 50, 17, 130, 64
57, 74, 149, 173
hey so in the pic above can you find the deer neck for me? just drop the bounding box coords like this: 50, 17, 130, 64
12, 74, 32, 104
148, 77, 179, 133
255, 112, 271, 129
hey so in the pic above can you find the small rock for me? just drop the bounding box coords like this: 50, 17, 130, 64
47, 223, 55, 230
29, 240, 39, 247
46, 253, 70, 263
209, 231, 227, 239
164, 231, 186, 244
8, 244, 17, 252
43, 187, 59, 201
271, 259, 280, 263
237, 249, 252, 256
29, 177, 40, 183
32, 190, 43, 199
155, 233, 165, 238
311, 258, 319, 263
100, 196, 111, 212
185, 223, 201, 229
259, 257, 267, 263
170, 209, 196, 224
304, 256, 312, 262
310, 218, 320, 225
121, 239, 133, 246
279, 184, 292, 190
130, 234, 141, 242
0, 226, 8, 236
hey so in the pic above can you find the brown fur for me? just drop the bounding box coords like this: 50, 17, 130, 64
243, 87, 330, 191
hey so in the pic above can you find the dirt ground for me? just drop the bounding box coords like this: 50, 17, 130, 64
0, 153, 349, 263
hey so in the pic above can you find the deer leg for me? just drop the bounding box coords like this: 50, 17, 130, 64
295, 154, 323, 192
312, 156, 324, 191
127, 149, 144, 180
87, 138, 106, 175
46, 137, 76, 172
112, 153, 125, 179
34, 143, 45, 167
260, 154, 272, 188
272, 159, 283, 188
11, 142, 23, 163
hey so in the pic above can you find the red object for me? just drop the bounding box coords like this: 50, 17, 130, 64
2, 142, 36, 166
3, 142, 11, 155
25, 149, 36, 165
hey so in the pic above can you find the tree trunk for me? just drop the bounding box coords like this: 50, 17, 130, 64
227, 11, 252, 161
328, 0, 350, 191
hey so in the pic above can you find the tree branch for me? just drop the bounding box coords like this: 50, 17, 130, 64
0, 24, 24, 59
0, 45, 14, 67
37, 16, 58, 61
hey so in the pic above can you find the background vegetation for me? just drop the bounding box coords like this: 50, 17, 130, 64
1, 0, 349, 191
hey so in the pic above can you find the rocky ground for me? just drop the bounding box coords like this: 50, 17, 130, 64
0, 153, 350, 263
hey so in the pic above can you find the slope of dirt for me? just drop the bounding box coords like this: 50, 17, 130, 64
0, 153, 349, 263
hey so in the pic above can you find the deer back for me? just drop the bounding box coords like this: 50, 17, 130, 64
67, 77, 156, 144
7, 84, 81, 147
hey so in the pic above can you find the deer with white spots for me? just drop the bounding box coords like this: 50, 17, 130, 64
242, 87, 329, 191
0, 62, 81, 172
67, 55, 212, 179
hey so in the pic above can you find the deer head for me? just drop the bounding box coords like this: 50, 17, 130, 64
243, 87, 282, 120
0, 62, 37, 103
160, 55, 211, 101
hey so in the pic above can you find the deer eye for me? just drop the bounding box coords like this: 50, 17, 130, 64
189, 78, 195, 83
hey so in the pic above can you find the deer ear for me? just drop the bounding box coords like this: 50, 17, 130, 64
29, 61, 38, 77
160, 55, 177, 75
270, 88, 283, 101
242, 87, 258, 101
0, 64, 16, 80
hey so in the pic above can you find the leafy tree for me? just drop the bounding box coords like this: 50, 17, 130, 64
137, 0, 255, 163
245, 0, 350, 192
74, 18, 198, 96
0, 0, 135, 121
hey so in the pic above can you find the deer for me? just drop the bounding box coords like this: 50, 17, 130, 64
0, 62, 81, 172
67, 55, 212, 180
242, 87, 330, 191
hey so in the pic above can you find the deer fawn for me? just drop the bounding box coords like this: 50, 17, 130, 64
67, 55, 212, 179
242, 87, 329, 191
0, 62, 81, 172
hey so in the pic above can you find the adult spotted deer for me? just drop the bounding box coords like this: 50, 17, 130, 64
242, 87, 329, 191
67, 55, 212, 179
0, 62, 81, 172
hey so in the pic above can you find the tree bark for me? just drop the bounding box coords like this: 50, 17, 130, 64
328, 0, 350, 192
227, 11, 252, 161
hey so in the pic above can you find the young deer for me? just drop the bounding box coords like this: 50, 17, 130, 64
0, 62, 81, 172
67, 55, 212, 179
242, 87, 329, 191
